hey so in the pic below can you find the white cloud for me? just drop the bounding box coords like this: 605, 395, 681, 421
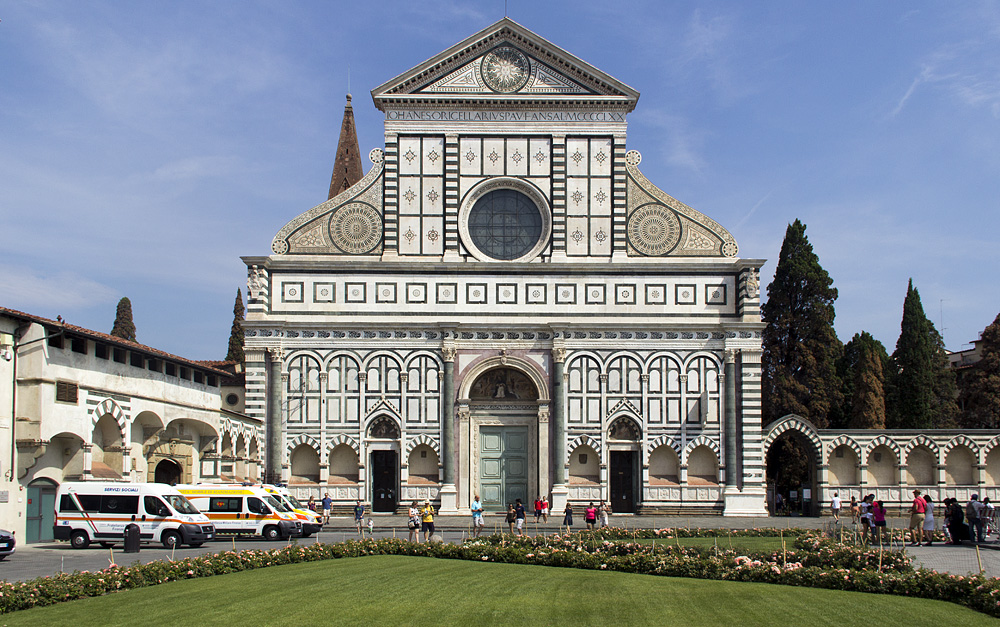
0, 265, 118, 310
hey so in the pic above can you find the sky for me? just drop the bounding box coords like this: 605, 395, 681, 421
1, 1, 999, 360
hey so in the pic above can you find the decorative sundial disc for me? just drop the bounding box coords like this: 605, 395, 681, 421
329, 203, 382, 254
481, 46, 530, 93
627, 205, 681, 256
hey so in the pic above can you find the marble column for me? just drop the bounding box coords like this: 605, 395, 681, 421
723, 349, 738, 487
265, 347, 283, 484
438, 344, 458, 513
550, 345, 569, 511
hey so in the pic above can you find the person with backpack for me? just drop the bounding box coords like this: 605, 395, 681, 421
967, 494, 985, 543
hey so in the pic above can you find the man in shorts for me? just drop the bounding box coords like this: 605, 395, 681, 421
321, 493, 332, 525
354, 499, 365, 537
831, 492, 841, 522
421, 500, 436, 542
471, 494, 485, 538
909, 490, 926, 546
514, 499, 526, 536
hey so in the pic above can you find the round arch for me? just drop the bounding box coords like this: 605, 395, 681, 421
458, 355, 550, 403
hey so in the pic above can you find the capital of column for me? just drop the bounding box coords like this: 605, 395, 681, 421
441, 345, 457, 363
267, 347, 284, 361
551, 347, 566, 364
724, 348, 739, 364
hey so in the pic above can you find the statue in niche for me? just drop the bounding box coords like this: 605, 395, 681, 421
367, 416, 400, 439
608, 417, 640, 441
470, 367, 539, 401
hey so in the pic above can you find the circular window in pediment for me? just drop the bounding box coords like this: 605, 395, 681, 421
459, 178, 551, 262
481, 46, 530, 93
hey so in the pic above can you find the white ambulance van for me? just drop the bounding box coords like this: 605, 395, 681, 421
54, 482, 215, 549
177, 485, 302, 540
261, 485, 324, 537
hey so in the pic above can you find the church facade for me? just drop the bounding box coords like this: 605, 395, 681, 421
243, 18, 767, 515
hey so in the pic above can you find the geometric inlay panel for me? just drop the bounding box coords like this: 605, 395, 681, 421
706, 284, 727, 305
627, 205, 681, 256
675, 284, 696, 305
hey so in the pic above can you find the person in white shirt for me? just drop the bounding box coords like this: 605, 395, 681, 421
831, 492, 842, 522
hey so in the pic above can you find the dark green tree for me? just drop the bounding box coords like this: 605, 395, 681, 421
110, 297, 137, 342
831, 332, 889, 429
226, 288, 245, 363
761, 219, 843, 428
887, 279, 958, 428
959, 312, 1000, 428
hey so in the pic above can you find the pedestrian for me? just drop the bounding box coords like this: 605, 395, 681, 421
859, 495, 873, 542
471, 494, 485, 538
321, 493, 332, 525
922, 494, 935, 546
407, 500, 419, 543
598, 500, 609, 528
505, 503, 516, 534
871, 500, 887, 545
541, 496, 549, 523
942, 497, 954, 544
830, 492, 841, 522
366, 517, 374, 537
354, 499, 365, 536
908, 490, 926, 546
775, 493, 784, 515
563, 502, 573, 530
946, 498, 968, 544
601, 500, 611, 528
850, 495, 859, 524
984, 497, 995, 539
585, 502, 597, 531
420, 500, 436, 542
514, 498, 526, 536
533, 497, 543, 523
967, 494, 985, 543
307, 495, 317, 513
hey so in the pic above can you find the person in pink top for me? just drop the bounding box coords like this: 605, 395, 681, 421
909, 490, 927, 546
871, 500, 887, 545
584, 502, 598, 531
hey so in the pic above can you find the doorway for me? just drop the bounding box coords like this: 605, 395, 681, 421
371, 450, 398, 512
480, 426, 528, 509
26, 479, 57, 543
610, 451, 638, 513
154, 459, 182, 485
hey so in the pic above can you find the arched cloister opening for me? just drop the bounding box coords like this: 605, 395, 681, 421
867, 445, 899, 486
688, 445, 720, 486
648, 445, 680, 485
130, 411, 163, 482
946, 446, 976, 485
568, 444, 600, 486
234, 433, 247, 480
328, 444, 359, 484
906, 446, 937, 487
765, 430, 819, 515
91, 414, 124, 479
50, 432, 86, 480
248, 438, 260, 481
828, 444, 859, 486
987, 447, 1000, 485
407, 444, 439, 485
154, 459, 182, 485
290, 444, 320, 484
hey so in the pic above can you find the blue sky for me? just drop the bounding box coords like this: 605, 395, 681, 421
1, 1, 998, 359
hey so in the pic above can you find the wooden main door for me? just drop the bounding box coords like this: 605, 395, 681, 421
610, 451, 638, 513
371, 450, 398, 512
479, 426, 528, 510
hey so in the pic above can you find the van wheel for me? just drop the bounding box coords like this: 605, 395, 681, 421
161, 531, 181, 549
70, 531, 90, 549
263, 526, 281, 541
99, 542, 115, 548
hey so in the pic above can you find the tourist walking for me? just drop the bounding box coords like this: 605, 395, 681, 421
599, 500, 610, 528
505, 503, 516, 534
407, 500, 419, 542
946, 498, 968, 544
420, 500, 436, 542
471, 494, 485, 538
850, 495, 859, 524
534, 497, 543, 523
542, 496, 549, 523
908, 490, 926, 546
830, 492, 841, 522
871, 500, 887, 545
563, 502, 573, 530
307, 496, 317, 513
514, 499, 526, 536
859, 495, 873, 542
321, 493, 332, 525
967, 494, 985, 543
585, 502, 598, 531
922, 495, 935, 546
354, 499, 365, 537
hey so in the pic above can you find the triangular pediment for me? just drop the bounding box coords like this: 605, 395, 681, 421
371, 18, 639, 109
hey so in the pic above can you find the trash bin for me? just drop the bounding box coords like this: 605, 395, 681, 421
124, 523, 141, 553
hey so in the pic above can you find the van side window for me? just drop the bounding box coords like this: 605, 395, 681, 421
100, 496, 139, 515
208, 497, 242, 513
247, 497, 269, 515
77, 495, 101, 512
59, 495, 80, 512
144, 496, 169, 516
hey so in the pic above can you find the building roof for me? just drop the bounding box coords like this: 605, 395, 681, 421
328, 94, 363, 200
0, 306, 231, 378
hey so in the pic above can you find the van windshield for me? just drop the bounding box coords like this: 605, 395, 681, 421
165, 495, 200, 515
265, 496, 289, 512
286, 496, 306, 509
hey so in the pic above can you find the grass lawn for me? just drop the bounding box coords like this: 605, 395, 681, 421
3, 555, 995, 626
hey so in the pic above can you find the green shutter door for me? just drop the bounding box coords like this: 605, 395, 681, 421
479, 426, 528, 509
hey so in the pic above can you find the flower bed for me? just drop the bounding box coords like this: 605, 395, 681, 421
1, 532, 997, 617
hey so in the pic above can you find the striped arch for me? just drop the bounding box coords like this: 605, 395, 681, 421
683, 435, 721, 464
647, 434, 682, 457
826, 435, 862, 464
287, 433, 321, 455
761, 415, 822, 459
642, 350, 683, 371
91, 398, 127, 435
865, 435, 901, 461
903, 434, 941, 458
566, 350, 606, 370
326, 434, 360, 455
566, 434, 601, 463
284, 348, 325, 364
403, 350, 444, 370
943, 435, 981, 462
681, 350, 723, 370
404, 434, 440, 456
983, 436, 1000, 458
322, 350, 362, 371
361, 350, 405, 370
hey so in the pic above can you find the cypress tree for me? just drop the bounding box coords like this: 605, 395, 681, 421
887, 279, 958, 428
110, 297, 137, 342
226, 288, 246, 363
959, 312, 1000, 428
761, 219, 843, 428
832, 332, 889, 429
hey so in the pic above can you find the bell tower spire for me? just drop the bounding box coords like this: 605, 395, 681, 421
328, 94, 363, 200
